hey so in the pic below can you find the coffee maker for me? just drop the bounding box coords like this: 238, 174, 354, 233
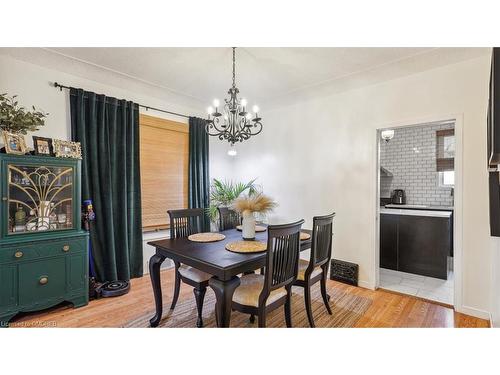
391, 189, 406, 205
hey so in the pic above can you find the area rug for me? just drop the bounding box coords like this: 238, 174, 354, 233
125, 284, 372, 328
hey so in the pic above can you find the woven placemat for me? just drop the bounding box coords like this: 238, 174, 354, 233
225, 240, 267, 253
300, 232, 311, 240
236, 225, 267, 232
188, 232, 226, 243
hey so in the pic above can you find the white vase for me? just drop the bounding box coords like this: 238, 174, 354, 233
37, 200, 51, 230
242, 211, 256, 240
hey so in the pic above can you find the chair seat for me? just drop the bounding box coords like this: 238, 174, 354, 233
297, 259, 323, 281
233, 274, 287, 308
178, 264, 211, 283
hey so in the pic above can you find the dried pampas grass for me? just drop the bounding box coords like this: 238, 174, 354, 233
231, 193, 277, 215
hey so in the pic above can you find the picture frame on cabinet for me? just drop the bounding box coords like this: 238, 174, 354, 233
32, 136, 54, 156
1, 131, 28, 155
53, 139, 82, 159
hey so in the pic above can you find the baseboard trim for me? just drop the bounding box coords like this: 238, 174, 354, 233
357, 280, 375, 290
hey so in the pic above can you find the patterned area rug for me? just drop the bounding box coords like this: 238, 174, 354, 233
125, 284, 372, 328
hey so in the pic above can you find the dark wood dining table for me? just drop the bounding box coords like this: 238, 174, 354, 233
148, 227, 312, 327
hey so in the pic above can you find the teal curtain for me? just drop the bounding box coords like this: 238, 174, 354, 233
70, 88, 143, 282
188, 117, 210, 230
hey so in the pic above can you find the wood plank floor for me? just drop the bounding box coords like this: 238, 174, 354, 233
9, 268, 489, 328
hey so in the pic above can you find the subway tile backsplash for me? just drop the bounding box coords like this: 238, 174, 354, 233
380, 122, 454, 207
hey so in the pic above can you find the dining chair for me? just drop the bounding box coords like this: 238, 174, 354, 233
293, 212, 335, 327
231, 219, 304, 327
217, 206, 241, 231
168, 208, 211, 328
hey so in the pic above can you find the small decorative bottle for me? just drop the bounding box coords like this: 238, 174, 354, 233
14, 205, 26, 232
14, 205, 26, 226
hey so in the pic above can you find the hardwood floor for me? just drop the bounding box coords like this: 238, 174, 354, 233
8, 268, 489, 328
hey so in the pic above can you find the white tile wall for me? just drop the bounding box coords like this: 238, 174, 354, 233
380, 123, 455, 206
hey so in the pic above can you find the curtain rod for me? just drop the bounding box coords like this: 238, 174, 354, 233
53, 82, 191, 119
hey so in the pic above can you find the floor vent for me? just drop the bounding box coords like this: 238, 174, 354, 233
330, 259, 359, 286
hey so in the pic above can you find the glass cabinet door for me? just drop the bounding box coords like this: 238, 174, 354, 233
7, 164, 74, 234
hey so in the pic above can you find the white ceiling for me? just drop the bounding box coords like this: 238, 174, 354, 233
0, 47, 490, 110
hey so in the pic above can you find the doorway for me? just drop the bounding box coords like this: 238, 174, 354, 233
375, 118, 462, 307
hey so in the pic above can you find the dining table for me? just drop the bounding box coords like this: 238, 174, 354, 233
148, 227, 312, 327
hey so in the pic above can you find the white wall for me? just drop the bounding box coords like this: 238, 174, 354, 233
0, 53, 229, 274
230, 55, 492, 318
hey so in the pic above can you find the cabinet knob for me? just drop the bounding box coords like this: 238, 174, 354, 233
1, 197, 7, 201
14, 251, 23, 258
39, 276, 48, 285
62, 245, 70, 252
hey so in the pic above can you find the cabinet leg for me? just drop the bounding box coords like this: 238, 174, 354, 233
68, 295, 88, 308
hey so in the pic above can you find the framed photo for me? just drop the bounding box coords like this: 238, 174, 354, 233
53, 139, 82, 159
32, 136, 54, 156
1, 131, 28, 155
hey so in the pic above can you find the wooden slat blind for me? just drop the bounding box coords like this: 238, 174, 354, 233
436, 129, 455, 172
140, 114, 189, 231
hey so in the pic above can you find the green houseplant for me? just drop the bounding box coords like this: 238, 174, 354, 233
207, 178, 259, 223
0, 93, 48, 134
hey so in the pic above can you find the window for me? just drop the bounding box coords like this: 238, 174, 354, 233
140, 114, 189, 231
438, 170, 455, 188
436, 127, 455, 188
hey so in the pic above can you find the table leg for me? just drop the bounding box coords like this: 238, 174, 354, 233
149, 252, 166, 327
209, 276, 240, 328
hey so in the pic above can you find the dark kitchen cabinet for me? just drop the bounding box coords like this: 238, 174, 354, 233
380, 214, 398, 270
380, 213, 450, 280
398, 215, 449, 279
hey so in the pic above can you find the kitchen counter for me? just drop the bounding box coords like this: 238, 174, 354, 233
380, 208, 452, 218
384, 204, 454, 211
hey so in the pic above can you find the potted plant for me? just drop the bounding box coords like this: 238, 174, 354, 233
207, 178, 259, 225
0, 93, 48, 135
232, 193, 277, 240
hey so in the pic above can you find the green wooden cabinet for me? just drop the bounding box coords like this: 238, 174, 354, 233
0, 154, 89, 326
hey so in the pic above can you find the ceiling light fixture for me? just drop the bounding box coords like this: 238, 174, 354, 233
205, 47, 263, 145
381, 129, 395, 143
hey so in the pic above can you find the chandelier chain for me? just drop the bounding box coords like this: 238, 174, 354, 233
232, 47, 236, 88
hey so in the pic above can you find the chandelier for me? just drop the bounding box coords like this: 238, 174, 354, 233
205, 47, 263, 147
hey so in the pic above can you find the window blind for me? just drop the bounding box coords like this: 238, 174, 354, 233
139, 114, 189, 230
436, 129, 455, 172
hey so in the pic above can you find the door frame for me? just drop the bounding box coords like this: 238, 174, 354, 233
373, 113, 463, 311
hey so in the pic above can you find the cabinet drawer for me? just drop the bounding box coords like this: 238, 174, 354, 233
0, 238, 86, 263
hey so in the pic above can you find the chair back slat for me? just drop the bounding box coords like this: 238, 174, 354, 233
310, 213, 335, 267
261, 220, 304, 297
168, 208, 204, 239
217, 207, 241, 231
